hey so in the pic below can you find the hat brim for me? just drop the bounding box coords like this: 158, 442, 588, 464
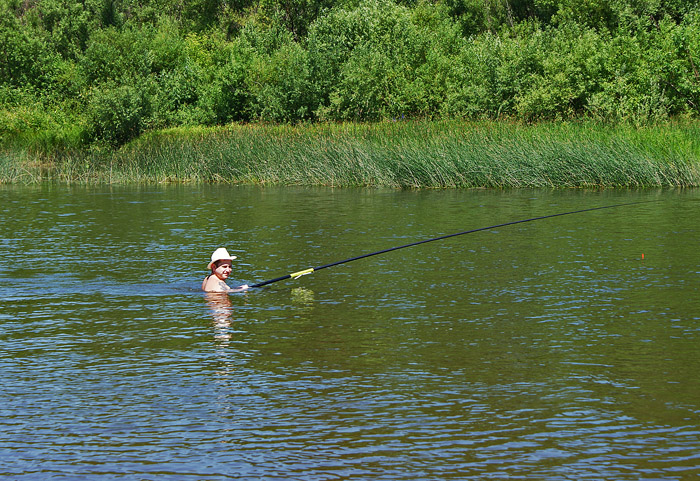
208, 256, 237, 270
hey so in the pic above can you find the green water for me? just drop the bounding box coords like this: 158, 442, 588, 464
1, 185, 698, 480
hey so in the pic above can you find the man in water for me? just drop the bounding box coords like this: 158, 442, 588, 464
202, 248, 250, 292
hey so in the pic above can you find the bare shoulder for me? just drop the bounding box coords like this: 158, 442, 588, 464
202, 277, 231, 292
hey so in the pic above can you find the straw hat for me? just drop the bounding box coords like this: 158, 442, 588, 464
207, 247, 237, 270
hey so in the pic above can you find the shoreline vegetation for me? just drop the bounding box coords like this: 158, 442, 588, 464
4, 0, 700, 187
2, 121, 699, 187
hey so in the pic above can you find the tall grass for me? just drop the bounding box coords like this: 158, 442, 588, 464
2, 121, 699, 187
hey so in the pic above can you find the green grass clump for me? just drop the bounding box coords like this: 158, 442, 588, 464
2, 121, 699, 187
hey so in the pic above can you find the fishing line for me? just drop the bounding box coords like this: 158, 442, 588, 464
249, 200, 652, 288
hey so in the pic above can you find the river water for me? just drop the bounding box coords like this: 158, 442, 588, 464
1, 185, 698, 480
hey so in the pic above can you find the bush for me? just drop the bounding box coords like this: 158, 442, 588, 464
0, 89, 86, 151
246, 41, 313, 121
307, 0, 466, 120
86, 83, 151, 147
650, 13, 700, 118
0, 4, 61, 90
79, 26, 154, 84
5, 0, 700, 151
513, 23, 606, 120
586, 23, 672, 122
443, 33, 501, 118
148, 59, 209, 127
33, 0, 105, 60
199, 47, 252, 123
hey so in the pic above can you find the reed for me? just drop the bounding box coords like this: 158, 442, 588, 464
2, 121, 699, 187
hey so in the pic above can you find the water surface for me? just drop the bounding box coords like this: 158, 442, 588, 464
1, 185, 698, 480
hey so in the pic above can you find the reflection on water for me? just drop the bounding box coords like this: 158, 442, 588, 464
291, 287, 315, 309
0, 185, 698, 480
206, 292, 235, 343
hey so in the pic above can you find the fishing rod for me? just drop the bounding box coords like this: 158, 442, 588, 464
249, 200, 651, 288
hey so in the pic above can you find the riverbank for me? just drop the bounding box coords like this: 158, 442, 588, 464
2, 121, 699, 187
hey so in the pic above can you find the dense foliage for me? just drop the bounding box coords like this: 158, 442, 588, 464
2, 0, 700, 148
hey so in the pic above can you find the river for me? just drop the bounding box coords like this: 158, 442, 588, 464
1, 185, 698, 480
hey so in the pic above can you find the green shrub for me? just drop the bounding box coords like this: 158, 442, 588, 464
513, 23, 606, 120
0, 4, 60, 90
650, 13, 700, 118
247, 41, 313, 121
32, 0, 105, 60
0, 92, 86, 151
148, 59, 208, 127
307, 0, 466, 121
86, 83, 151, 147
442, 34, 500, 118
79, 26, 154, 84
5, 0, 700, 149
199, 49, 253, 123
585, 24, 670, 122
